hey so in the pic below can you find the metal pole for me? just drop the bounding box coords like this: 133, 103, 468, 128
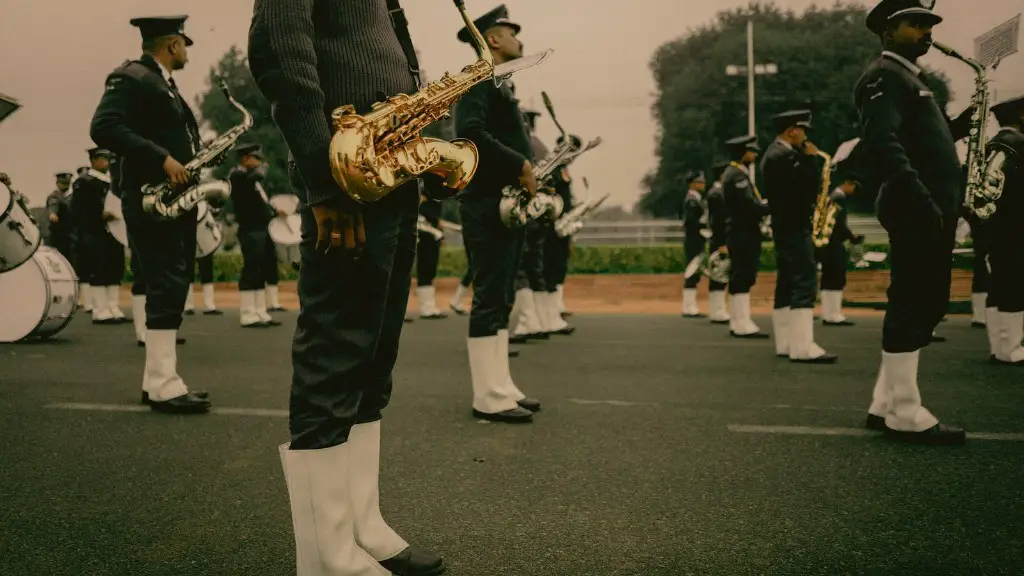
746, 19, 757, 185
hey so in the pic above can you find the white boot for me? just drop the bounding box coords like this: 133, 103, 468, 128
867, 357, 889, 418
555, 284, 566, 314
732, 293, 760, 335
80, 283, 92, 311
996, 311, 1024, 364
708, 291, 730, 322
255, 289, 273, 323
91, 286, 113, 321
728, 293, 742, 334
820, 290, 844, 323
450, 284, 469, 314
142, 330, 189, 402
106, 285, 125, 319
772, 307, 791, 356
347, 422, 410, 563
416, 286, 444, 318
788, 308, 832, 361
881, 350, 939, 432
132, 295, 147, 343
538, 291, 569, 333
515, 288, 543, 336
202, 283, 217, 312
496, 329, 527, 402
278, 443, 391, 576
267, 284, 282, 310
239, 291, 262, 326
682, 288, 700, 316
184, 285, 196, 312
985, 307, 1000, 358
971, 293, 988, 325
467, 335, 518, 414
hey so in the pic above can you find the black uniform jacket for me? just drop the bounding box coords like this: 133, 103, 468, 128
551, 165, 573, 214
229, 165, 273, 233
707, 182, 728, 250
988, 127, 1024, 242
455, 80, 533, 198
854, 53, 972, 230
760, 139, 821, 239
418, 195, 442, 227
90, 55, 201, 210
46, 190, 73, 241
722, 164, 769, 241
682, 189, 706, 246
71, 172, 110, 237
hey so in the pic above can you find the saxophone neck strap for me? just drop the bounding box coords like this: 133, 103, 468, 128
386, 0, 423, 89
729, 161, 763, 201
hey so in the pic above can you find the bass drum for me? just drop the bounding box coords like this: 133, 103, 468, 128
103, 190, 129, 247
0, 182, 42, 272
195, 201, 224, 258
0, 245, 79, 342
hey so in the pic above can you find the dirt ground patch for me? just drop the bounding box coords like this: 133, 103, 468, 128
122, 269, 975, 317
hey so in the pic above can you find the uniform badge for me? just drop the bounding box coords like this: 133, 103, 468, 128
919, 89, 934, 98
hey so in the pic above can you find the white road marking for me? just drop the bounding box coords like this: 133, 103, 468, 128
765, 404, 862, 412
728, 424, 1024, 442
568, 398, 658, 407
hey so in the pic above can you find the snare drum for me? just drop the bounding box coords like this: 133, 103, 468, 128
269, 193, 300, 215
268, 214, 302, 247
103, 190, 129, 247
0, 183, 42, 272
0, 245, 79, 342
195, 201, 223, 258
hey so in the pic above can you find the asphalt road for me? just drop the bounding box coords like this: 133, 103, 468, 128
1, 309, 1022, 576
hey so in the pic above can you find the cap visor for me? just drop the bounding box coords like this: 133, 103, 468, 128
181, 33, 194, 46
891, 8, 943, 26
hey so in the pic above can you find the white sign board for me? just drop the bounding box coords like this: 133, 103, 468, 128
974, 14, 1020, 67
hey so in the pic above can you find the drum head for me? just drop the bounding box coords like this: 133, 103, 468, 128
269, 214, 302, 246
196, 200, 208, 222
270, 194, 300, 215
0, 255, 46, 342
0, 181, 10, 209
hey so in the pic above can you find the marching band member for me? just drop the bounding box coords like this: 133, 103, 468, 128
45, 172, 75, 262
248, 0, 446, 573
722, 134, 770, 339
91, 15, 210, 413
264, 229, 286, 312
761, 110, 836, 363
455, 4, 541, 423
184, 253, 222, 315
414, 182, 448, 320
681, 171, 708, 318
543, 155, 575, 321
818, 174, 865, 327
984, 95, 1024, 365
706, 161, 731, 324
965, 212, 991, 328
857, 0, 976, 444
229, 143, 281, 328
532, 134, 574, 336
72, 147, 127, 325
509, 107, 549, 340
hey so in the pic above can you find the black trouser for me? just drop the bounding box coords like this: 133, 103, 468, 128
416, 231, 441, 286
972, 246, 990, 294
130, 249, 145, 296
543, 228, 570, 291
519, 220, 547, 292
882, 225, 955, 353
264, 237, 280, 286
124, 200, 197, 331
48, 230, 73, 264
708, 241, 727, 291
459, 264, 474, 287
194, 253, 215, 284
727, 233, 761, 294
684, 238, 706, 289
773, 232, 818, 310
507, 227, 526, 318
80, 231, 124, 287
461, 195, 521, 337
239, 228, 272, 291
289, 182, 418, 450
988, 242, 1024, 313
818, 241, 847, 291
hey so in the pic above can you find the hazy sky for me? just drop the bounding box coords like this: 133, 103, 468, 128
1, 0, 1022, 210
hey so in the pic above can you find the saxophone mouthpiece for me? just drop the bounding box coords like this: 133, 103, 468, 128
455, 0, 494, 73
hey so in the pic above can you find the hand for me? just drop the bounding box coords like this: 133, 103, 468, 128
102, 211, 118, 222
520, 160, 538, 198
163, 156, 189, 187
49, 213, 59, 224
313, 202, 365, 255
717, 246, 729, 255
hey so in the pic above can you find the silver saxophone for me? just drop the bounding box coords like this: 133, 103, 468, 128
417, 215, 445, 240
554, 177, 609, 238
142, 77, 252, 220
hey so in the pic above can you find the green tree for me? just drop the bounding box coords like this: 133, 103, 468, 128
194, 46, 292, 205
639, 1, 953, 217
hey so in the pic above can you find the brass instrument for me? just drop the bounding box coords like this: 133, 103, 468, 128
811, 148, 837, 248
416, 215, 445, 240
142, 78, 252, 220
684, 250, 730, 284
328, 0, 551, 204
932, 41, 999, 219
554, 177, 609, 237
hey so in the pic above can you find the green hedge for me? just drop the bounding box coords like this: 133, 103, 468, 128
122, 243, 975, 282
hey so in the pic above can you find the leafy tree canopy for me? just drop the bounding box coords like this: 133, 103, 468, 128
638, 1, 952, 217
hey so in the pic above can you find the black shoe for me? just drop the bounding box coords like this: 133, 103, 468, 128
730, 331, 769, 339
404, 317, 415, 323
421, 312, 448, 320
472, 407, 533, 423
241, 322, 270, 328
931, 334, 946, 343
142, 390, 209, 405
560, 311, 573, 318
449, 304, 468, 316
149, 392, 211, 414
137, 337, 186, 347
92, 318, 121, 325
268, 306, 287, 312
508, 349, 519, 358
509, 335, 529, 344
378, 546, 446, 576
526, 332, 550, 340
884, 423, 966, 446
823, 319, 855, 326
551, 326, 575, 335
184, 309, 196, 316
971, 321, 986, 329
791, 353, 838, 364
203, 309, 224, 316
263, 318, 282, 327
865, 414, 887, 431
710, 318, 730, 325
517, 397, 541, 412
682, 313, 707, 319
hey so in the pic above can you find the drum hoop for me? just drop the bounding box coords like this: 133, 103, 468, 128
0, 187, 20, 223
17, 249, 79, 341
196, 223, 224, 258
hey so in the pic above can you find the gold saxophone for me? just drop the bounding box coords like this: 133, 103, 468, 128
811, 149, 837, 248
328, 0, 551, 204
